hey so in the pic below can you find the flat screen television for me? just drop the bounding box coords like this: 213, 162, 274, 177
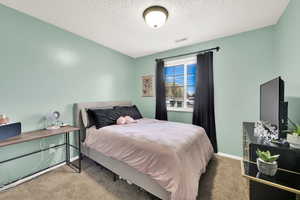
260, 77, 288, 138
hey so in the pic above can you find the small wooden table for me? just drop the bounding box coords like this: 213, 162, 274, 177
0, 126, 81, 188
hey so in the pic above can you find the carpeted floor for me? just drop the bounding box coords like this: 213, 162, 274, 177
0, 155, 249, 200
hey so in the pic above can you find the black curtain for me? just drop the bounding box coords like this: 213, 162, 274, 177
155, 59, 168, 120
193, 52, 218, 152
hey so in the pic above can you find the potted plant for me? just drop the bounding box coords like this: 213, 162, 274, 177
285, 119, 300, 149
256, 149, 280, 176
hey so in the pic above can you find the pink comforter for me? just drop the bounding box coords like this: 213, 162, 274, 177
84, 118, 213, 200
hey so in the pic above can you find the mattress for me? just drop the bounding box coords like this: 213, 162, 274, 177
84, 118, 213, 200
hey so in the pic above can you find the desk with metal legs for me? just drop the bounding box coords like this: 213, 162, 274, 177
0, 126, 81, 189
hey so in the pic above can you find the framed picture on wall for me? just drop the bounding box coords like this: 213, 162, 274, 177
142, 75, 154, 97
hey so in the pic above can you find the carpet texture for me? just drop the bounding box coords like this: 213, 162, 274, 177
0, 155, 249, 200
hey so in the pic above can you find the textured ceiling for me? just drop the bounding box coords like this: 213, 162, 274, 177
0, 0, 290, 58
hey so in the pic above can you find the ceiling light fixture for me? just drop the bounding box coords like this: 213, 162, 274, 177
143, 6, 169, 29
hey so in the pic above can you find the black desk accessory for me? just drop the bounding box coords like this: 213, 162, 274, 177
0, 122, 21, 141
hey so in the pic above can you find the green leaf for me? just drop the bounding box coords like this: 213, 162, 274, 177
256, 149, 262, 157
256, 149, 280, 162
282, 130, 293, 133
286, 119, 300, 134
269, 155, 280, 162
261, 152, 269, 161
296, 127, 300, 135
288, 118, 298, 130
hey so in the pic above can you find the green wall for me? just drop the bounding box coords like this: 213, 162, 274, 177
0, 5, 135, 186
133, 0, 300, 157
133, 26, 277, 156
275, 0, 300, 124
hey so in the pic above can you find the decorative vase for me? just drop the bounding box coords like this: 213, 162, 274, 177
256, 158, 278, 176
287, 133, 300, 149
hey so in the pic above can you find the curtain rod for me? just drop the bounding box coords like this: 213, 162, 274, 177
155, 46, 220, 62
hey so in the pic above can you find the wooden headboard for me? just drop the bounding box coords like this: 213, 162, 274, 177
73, 101, 132, 141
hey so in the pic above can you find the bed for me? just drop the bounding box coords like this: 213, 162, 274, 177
74, 101, 213, 200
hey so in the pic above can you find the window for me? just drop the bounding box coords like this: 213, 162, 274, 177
164, 57, 196, 112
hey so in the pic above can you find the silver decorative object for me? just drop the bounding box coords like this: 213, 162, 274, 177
257, 158, 278, 176
254, 121, 278, 144
45, 111, 61, 130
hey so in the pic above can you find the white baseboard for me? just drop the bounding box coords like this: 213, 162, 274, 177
70, 156, 79, 162
216, 152, 242, 160
0, 156, 79, 192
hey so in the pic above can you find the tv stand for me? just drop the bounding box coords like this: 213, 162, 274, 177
242, 122, 300, 200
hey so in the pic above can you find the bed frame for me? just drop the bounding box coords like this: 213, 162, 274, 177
74, 101, 170, 200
